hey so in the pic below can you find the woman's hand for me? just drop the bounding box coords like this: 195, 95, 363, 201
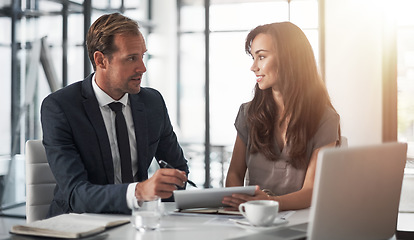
221, 185, 271, 209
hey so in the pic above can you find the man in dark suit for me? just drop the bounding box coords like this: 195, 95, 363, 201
41, 13, 189, 217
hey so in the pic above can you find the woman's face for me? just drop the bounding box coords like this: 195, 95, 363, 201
249, 33, 279, 91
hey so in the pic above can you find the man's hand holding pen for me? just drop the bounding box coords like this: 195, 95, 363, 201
135, 168, 187, 200
158, 160, 198, 188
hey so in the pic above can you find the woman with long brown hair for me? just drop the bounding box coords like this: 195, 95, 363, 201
223, 22, 341, 211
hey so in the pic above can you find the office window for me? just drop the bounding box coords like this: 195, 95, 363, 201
396, 0, 414, 161
209, 2, 289, 31
66, 14, 86, 85
0, 16, 12, 209
177, 2, 206, 186
0, 17, 11, 156
177, 0, 320, 188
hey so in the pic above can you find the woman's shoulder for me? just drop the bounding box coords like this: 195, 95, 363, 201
235, 102, 252, 132
238, 102, 252, 114
321, 105, 340, 123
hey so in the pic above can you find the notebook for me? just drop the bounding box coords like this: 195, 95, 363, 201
230, 142, 407, 240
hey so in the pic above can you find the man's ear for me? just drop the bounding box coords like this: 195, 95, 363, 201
94, 51, 107, 69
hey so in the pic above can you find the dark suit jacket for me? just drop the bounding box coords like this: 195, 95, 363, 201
41, 74, 189, 217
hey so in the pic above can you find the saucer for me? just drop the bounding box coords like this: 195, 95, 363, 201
233, 219, 288, 231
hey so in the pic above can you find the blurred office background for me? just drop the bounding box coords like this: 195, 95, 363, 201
0, 0, 413, 217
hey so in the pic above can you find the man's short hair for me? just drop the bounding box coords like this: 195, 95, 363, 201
86, 13, 141, 70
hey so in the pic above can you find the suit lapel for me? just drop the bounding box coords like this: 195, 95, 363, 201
130, 94, 149, 181
81, 75, 114, 183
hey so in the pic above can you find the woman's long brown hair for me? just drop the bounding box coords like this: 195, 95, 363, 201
245, 22, 340, 168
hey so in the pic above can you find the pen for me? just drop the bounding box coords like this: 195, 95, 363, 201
158, 160, 198, 188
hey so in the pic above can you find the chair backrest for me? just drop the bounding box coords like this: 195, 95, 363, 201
340, 136, 348, 147
25, 139, 56, 223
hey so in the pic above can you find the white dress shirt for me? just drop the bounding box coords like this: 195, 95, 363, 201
92, 74, 138, 209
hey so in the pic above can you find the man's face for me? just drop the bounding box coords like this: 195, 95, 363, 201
99, 33, 147, 100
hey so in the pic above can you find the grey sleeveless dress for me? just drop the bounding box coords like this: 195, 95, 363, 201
234, 103, 340, 195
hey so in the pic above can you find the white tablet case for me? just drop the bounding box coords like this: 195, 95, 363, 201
174, 186, 256, 210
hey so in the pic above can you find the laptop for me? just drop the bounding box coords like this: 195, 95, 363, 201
230, 142, 407, 240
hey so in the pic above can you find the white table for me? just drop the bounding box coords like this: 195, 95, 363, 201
105, 203, 310, 240
2, 203, 413, 240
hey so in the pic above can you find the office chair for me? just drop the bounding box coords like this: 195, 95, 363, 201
25, 139, 56, 223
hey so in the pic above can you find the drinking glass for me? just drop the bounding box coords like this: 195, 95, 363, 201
131, 196, 161, 231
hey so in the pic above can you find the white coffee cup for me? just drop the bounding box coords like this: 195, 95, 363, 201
238, 200, 279, 226
131, 196, 162, 231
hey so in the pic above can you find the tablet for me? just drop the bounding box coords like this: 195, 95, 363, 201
173, 186, 256, 210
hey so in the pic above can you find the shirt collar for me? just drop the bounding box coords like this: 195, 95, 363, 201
92, 74, 129, 107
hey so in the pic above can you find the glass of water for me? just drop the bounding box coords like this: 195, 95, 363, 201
131, 196, 161, 231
